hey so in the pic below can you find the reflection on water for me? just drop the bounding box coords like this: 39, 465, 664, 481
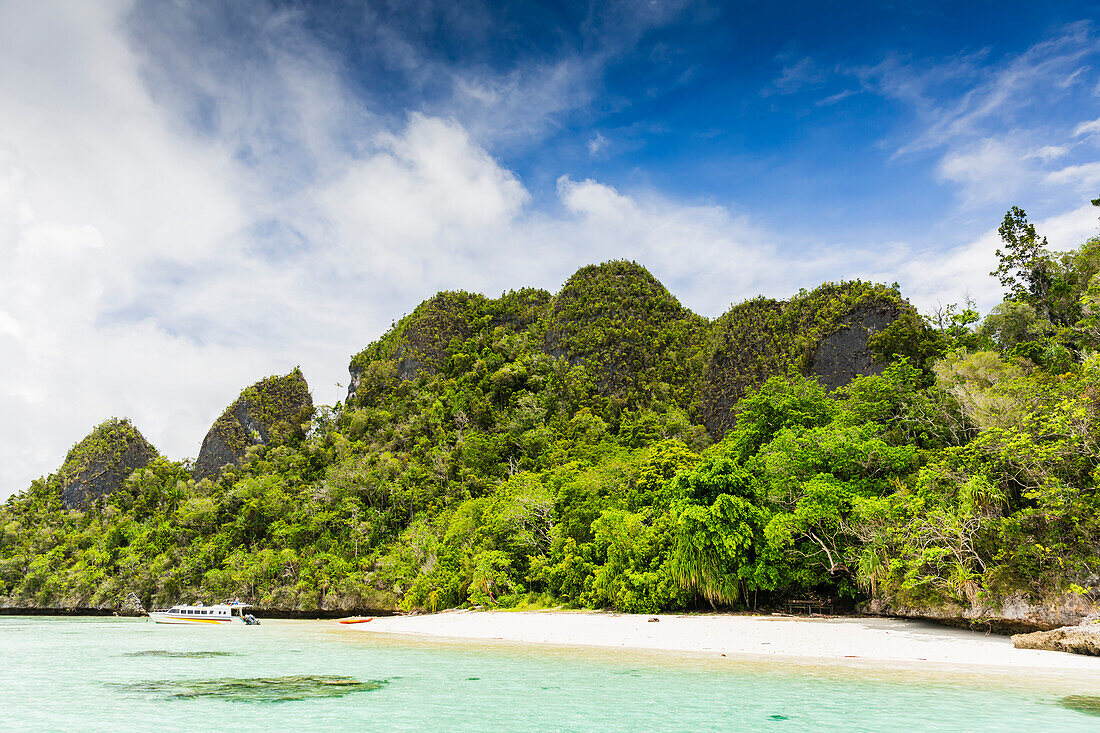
110, 674, 387, 703
1061, 695, 1100, 717
124, 650, 235, 658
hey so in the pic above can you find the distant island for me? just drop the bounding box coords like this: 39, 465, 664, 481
3, 204, 1099, 634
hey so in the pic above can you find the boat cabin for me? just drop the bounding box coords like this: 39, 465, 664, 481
149, 600, 259, 625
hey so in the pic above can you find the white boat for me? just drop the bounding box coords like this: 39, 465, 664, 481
148, 601, 260, 625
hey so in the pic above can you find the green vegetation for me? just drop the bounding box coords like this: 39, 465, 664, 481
193, 369, 313, 481
57, 419, 159, 510
4, 222, 1100, 620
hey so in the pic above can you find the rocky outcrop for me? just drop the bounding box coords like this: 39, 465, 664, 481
347, 291, 490, 402
700, 282, 919, 438
194, 369, 313, 481
345, 262, 710, 409
541, 260, 707, 399
698, 297, 787, 437
1012, 624, 1100, 655
865, 592, 1098, 634
808, 303, 898, 391
59, 418, 159, 509
345, 270, 924, 428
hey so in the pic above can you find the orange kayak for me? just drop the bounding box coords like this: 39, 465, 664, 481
338, 617, 374, 624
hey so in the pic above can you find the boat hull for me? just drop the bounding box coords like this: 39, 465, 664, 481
147, 611, 240, 625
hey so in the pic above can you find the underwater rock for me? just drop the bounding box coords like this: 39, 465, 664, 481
1060, 695, 1100, 716
111, 674, 386, 703
193, 369, 313, 482
59, 418, 159, 509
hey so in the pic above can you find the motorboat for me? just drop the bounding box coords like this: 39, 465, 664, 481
148, 600, 260, 625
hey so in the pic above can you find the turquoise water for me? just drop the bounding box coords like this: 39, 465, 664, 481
3, 616, 1100, 731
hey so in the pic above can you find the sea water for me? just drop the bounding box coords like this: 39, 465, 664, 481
3, 616, 1100, 731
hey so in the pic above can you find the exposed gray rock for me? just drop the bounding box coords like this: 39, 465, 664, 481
809, 304, 897, 391
59, 419, 159, 509
1012, 625, 1100, 655
194, 369, 313, 482
865, 592, 1098, 633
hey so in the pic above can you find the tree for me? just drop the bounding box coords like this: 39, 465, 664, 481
669, 494, 766, 608
992, 206, 1052, 316
977, 301, 1050, 351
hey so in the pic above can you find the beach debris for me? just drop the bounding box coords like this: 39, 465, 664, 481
1011, 626, 1100, 656
647, 617, 659, 623
109, 675, 387, 703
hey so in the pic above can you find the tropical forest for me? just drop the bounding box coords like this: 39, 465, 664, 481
4, 203, 1100, 629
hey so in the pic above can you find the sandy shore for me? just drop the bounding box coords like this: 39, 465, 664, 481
348, 610, 1100, 669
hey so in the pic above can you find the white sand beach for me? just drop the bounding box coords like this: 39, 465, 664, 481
348, 610, 1100, 670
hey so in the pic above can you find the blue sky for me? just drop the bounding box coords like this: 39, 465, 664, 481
130, 0, 1100, 250
2, 0, 1100, 497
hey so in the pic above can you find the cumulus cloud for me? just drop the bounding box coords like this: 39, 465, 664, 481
0, 1, 713, 497
4, 1, 1100, 501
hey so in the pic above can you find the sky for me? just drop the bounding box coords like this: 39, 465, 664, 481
2, 0, 1100, 499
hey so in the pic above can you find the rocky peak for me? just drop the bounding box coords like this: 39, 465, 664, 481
59, 418, 159, 509
194, 368, 313, 481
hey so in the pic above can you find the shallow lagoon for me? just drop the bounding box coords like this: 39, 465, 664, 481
4, 616, 1100, 731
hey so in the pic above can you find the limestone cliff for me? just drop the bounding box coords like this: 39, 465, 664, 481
542, 260, 707, 403
700, 282, 922, 437
866, 592, 1098, 633
347, 291, 492, 402
59, 418, 159, 509
194, 368, 313, 481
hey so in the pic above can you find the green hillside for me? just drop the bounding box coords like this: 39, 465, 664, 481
4, 218, 1100, 628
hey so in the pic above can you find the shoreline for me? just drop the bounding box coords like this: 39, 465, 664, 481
0, 605, 398, 619
347, 609, 1100, 670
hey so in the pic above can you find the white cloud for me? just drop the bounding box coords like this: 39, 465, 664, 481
1074, 117, 1100, 137
936, 138, 1035, 206
852, 23, 1100, 219
587, 131, 609, 156
4, 1, 1100, 503
1030, 145, 1069, 161
1045, 161, 1100, 190
765, 56, 824, 96
816, 89, 857, 106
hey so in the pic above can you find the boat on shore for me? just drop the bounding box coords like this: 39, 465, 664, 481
148, 601, 260, 625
